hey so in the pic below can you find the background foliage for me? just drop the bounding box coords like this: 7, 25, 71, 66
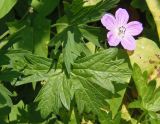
0, 0, 160, 123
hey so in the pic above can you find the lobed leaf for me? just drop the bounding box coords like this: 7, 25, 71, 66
35, 48, 131, 118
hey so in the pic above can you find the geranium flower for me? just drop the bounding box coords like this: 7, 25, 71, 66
101, 8, 143, 50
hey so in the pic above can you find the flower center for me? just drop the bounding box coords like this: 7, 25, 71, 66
118, 26, 126, 38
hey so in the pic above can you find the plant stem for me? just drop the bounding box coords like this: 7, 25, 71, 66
0, 30, 9, 41
137, 111, 146, 124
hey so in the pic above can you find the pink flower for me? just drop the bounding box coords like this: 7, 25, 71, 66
101, 8, 143, 50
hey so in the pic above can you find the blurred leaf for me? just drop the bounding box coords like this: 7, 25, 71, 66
0, 84, 12, 109
0, 69, 21, 82
131, 0, 147, 12
129, 64, 160, 119
0, 10, 15, 34
83, 0, 101, 6
32, 15, 50, 57
0, 106, 11, 120
0, 24, 25, 51
69, 110, 78, 124
31, 0, 60, 16
146, 0, 160, 42
131, 0, 158, 41
121, 105, 138, 124
67, 0, 120, 24
0, 54, 10, 66
9, 100, 24, 122
14, 0, 29, 18
9, 101, 45, 123
79, 25, 104, 47
129, 37, 160, 87
0, 0, 17, 19
8, 15, 50, 57
86, 42, 95, 54
121, 105, 131, 122
7, 20, 34, 52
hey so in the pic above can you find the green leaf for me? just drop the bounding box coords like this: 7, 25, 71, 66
0, 70, 21, 82
0, 55, 10, 66
9, 100, 24, 122
50, 0, 119, 74
7, 15, 50, 57
13, 0, 28, 18
79, 25, 104, 47
8, 49, 131, 117
63, 27, 90, 74
146, 0, 160, 42
0, 0, 17, 19
9, 100, 45, 123
4, 50, 56, 85
67, 0, 120, 24
107, 49, 131, 118
31, 0, 60, 16
6, 49, 131, 119
0, 25, 25, 51
0, 106, 11, 120
7, 20, 34, 52
132, 64, 148, 98
32, 15, 50, 57
131, 0, 148, 12
128, 100, 142, 109
0, 84, 12, 108
4, 50, 36, 74
76, 47, 131, 118
72, 49, 131, 119
35, 72, 71, 118
69, 110, 79, 124
131, 0, 158, 41
63, 29, 75, 74
50, 26, 91, 74
131, 64, 160, 113
143, 80, 156, 103
0, 10, 15, 35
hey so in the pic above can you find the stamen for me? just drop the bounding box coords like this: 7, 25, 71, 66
118, 26, 126, 38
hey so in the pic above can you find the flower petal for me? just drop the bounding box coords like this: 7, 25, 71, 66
101, 14, 116, 30
121, 34, 136, 50
115, 8, 129, 25
126, 21, 143, 36
107, 31, 120, 46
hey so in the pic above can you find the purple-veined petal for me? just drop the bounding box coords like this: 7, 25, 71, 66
126, 21, 143, 36
115, 8, 129, 25
107, 31, 120, 46
101, 14, 116, 30
121, 34, 136, 50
